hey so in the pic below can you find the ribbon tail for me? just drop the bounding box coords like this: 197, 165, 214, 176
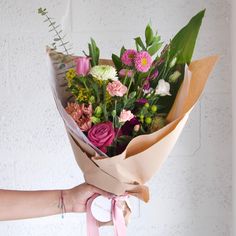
112, 200, 127, 236
86, 194, 100, 236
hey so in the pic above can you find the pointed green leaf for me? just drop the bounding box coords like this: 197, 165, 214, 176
170, 9, 205, 64
112, 54, 122, 70
145, 24, 154, 46
120, 46, 126, 57
134, 37, 146, 50
148, 42, 163, 56
89, 38, 100, 66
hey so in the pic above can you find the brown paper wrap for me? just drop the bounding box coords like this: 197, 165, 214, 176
47, 48, 218, 203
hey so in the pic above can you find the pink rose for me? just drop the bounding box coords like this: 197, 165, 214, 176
106, 80, 127, 97
88, 121, 115, 153
75, 57, 90, 76
119, 109, 134, 123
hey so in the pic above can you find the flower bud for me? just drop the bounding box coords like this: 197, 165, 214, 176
89, 96, 95, 104
94, 106, 102, 117
151, 105, 157, 113
111, 110, 116, 117
145, 117, 152, 124
168, 71, 181, 83
91, 116, 101, 124
144, 103, 150, 108
169, 57, 177, 68
140, 115, 144, 122
134, 124, 140, 132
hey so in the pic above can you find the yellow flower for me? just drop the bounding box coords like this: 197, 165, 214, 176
76, 88, 91, 103
66, 68, 76, 87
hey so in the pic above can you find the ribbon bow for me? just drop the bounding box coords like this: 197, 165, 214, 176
86, 194, 128, 236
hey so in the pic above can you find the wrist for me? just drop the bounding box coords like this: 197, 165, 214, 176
61, 189, 73, 213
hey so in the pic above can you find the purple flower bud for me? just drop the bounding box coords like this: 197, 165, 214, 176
136, 98, 148, 105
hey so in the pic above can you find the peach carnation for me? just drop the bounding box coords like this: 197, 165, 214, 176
106, 80, 127, 97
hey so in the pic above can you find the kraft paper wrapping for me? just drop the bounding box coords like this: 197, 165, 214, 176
47, 48, 218, 203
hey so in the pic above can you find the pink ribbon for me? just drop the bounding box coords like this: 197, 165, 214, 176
86, 194, 128, 236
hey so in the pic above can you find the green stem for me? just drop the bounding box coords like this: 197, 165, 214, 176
127, 75, 134, 95
102, 82, 108, 120
112, 100, 117, 128
114, 125, 122, 144
83, 81, 89, 90
123, 74, 128, 86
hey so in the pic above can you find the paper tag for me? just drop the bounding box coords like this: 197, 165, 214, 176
91, 196, 112, 222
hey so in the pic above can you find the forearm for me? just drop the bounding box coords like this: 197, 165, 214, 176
0, 189, 72, 221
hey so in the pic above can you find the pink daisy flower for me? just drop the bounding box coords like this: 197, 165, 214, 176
134, 51, 152, 72
121, 49, 137, 66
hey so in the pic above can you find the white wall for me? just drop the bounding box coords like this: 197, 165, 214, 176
0, 0, 231, 235
232, 0, 235, 235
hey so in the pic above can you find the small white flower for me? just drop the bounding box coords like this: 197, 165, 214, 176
155, 79, 171, 96
143, 87, 153, 95
89, 65, 118, 81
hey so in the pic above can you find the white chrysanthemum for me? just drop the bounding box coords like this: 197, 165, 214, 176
89, 65, 118, 81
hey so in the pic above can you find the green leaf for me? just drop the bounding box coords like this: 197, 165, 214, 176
170, 9, 205, 64
89, 38, 100, 66
90, 81, 100, 103
145, 24, 154, 47
112, 54, 122, 70
116, 135, 132, 145
120, 46, 126, 57
38, 8, 43, 14
134, 37, 146, 50
128, 91, 136, 99
153, 35, 161, 43
114, 116, 119, 128
148, 42, 163, 56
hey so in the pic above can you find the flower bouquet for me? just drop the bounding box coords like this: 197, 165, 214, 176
39, 8, 218, 235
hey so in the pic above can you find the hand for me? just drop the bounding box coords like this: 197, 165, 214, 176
63, 183, 112, 213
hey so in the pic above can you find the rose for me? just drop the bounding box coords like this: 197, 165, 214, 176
88, 121, 115, 153
75, 57, 90, 76
106, 80, 127, 97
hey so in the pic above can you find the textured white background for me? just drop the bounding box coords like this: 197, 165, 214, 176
0, 0, 232, 235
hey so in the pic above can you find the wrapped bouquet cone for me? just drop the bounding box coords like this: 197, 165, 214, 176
38, 7, 218, 235
47, 48, 218, 203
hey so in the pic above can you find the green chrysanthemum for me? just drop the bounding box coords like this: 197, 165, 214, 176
89, 65, 118, 81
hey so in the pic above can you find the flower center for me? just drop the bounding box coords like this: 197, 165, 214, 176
128, 54, 134, 59
141, 58, 147, 66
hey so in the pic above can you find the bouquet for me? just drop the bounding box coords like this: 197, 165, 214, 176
39, 8, 218, 235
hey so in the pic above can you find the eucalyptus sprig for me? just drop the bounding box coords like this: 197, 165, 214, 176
38, 7, 72, 55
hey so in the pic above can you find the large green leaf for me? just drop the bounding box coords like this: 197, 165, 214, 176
170, 9, 205, 64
